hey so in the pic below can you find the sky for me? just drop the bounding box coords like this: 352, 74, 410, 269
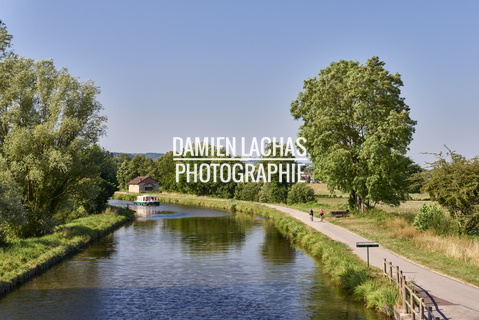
1, 0, 478, 166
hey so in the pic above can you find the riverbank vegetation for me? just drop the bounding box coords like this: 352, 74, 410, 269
0, 206, 133, 296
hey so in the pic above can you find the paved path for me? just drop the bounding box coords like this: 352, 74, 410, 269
265, 204, 479, 320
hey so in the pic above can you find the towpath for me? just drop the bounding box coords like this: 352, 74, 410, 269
265, 204, 479, 320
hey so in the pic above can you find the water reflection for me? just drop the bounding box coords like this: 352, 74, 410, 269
262, 221, 297, 264
0, 202, 383, 320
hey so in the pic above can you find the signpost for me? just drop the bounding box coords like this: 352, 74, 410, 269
356, 242, 379, 268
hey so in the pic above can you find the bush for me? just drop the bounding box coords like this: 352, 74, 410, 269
234, 182, 262, 202
287, 183, 316, 204
258, 182, 288, 203
413, 204, 457, 235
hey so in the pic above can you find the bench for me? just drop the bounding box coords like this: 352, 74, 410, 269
330, 210, 349, 218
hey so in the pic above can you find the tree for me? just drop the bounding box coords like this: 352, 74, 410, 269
0, 20, 12, 57
258, 182, 287, 203
116, 154, 155, 190
406, 160, 424, 194
155, 151, 178, 192
291, 57, 416, 211
0, 38, 108, 236
234, 182, 262, 202
421, 150, 479, 233
76, 147, 118, 214
287, 183, 316, 205
0, 157, 25, 243
255, 142, 298, 203
174, 144, 237, 198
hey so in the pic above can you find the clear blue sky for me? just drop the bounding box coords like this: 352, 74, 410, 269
2, 0, 478, 166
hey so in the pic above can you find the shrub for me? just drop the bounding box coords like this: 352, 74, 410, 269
234, 182, 262, 202
413, 204, 456, 235
287, 183, 316, 204
258, 182, 288, 203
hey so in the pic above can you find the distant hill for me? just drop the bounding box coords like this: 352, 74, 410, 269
111, 152, 165, 160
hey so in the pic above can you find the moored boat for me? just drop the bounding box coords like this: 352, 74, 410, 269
133, 194, 160, 206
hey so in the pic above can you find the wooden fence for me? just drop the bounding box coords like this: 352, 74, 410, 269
383, 259, 441, 320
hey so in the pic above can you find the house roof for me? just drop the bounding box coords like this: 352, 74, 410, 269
128, 176, 158, 185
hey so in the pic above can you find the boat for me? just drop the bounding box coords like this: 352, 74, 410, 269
133, 194, 160, 206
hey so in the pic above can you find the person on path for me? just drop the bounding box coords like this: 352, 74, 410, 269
309, 208, 314, 221
319, 209, 324, 221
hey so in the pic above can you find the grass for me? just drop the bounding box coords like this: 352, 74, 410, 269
283, 184, 479, 287
308, 183, 349, 198
0, 206, 134, 295
327, 213, 479, 286
288, 184, 479, 287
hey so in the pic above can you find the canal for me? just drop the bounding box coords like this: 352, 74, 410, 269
0, 202, 383, 319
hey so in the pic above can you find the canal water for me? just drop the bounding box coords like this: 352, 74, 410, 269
0, 202, 383, 319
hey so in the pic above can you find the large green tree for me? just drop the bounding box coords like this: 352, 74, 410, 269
0, 22, 112, 236
291, 57, 416, 211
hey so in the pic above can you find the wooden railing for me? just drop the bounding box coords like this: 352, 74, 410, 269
383, 259, 441, 320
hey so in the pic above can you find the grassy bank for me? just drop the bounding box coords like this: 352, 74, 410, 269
328, 211, 479, 287
0, 206, 134, 296
156, 194, 399, 317
289, 185, 479, 288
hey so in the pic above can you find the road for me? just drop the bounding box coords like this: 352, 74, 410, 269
265, 204, 479, 320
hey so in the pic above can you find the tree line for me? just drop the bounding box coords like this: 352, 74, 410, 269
115, 143, 317, 205
1, 17, 477, 242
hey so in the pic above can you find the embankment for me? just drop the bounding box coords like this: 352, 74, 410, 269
0, 207, 133, 296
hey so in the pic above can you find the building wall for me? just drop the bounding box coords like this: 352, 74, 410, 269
141, 183, 159, 192
129, 183, 158, 193
129, 184, 140, 193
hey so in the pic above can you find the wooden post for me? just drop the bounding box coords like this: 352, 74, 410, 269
389, 261, 393, 279
419, 298, 424, 319
402, 275, 406, 310
428, 306, 433, 320
396, 265, 400, 284
410, 289, 415, 320
383, 258, 387, 275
